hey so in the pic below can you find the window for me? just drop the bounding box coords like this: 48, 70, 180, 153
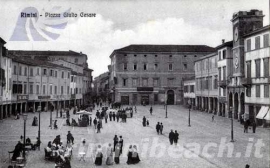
61, 86, 64, 95
209, 76, 212, 90
75, 58, 78, 63
154, 63, 158, 70
55, 71, 58, 77
67, 86, 70, 94
142, 78, 148, 86
123, 63, 127, 70
247, 39, 251, 51
134, 54, 137, 57
256, 85, 260, 97
30, 68, 33, 76
169, 55, 172, 58
24, 83, 27, 94
133, 64, 137, 70
54, 86, 57, 94
190, 85, 194, 92
68, 72, 70, 79
123, 78, 127, 86
194, 55, 197, 57
223, 66, 226, 80
205, 77, 208, 89
263, 34, 269, 47
124, 54, 127, 56
62, 71, 64, 78
36, 85, 39, 94
29, 84, 33, 94
264, 85, 269, 97
223, 88, 226, 96
246, 61, 251, 78
183, 63, 187, 71
154, 94, 158, 102
255, 59, 261, 78
143, 64, 147, 70
169, 63, 173, 71
37, 68, 40, 75
13, 65, 17, 75
19, 66, 22, 75
155, 55, 158, 57
153, 78, 159, 87
50, 70, 53, 76
132, 78, 137, 86
184, 55, 187, 58
75, 88, 78, 94
255, 36, 260, 49
263, 58, 269, 77
43, 85, 46, 95
43, 69, 47, 75
214, 76, 218, 89
222, 50, 226, 59
24, 67, 27, 76
50, 85, 53, 94
144, 55, 147, 57
246, 87, 251, 97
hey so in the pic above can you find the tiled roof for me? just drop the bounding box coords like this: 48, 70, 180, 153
9, 50, 86, 57
216, 41, 233, 50
8, 55, 72, 70
114, 44, 216, 53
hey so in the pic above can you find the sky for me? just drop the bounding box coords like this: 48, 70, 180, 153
0, 0, 269, 77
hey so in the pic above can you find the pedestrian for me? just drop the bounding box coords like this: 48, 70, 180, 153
150, 106, 153, 115
95, 145, 103, 165
99, 118, 103, 128
169, 130, 174, 145
96, 110, 100, 119
146, 120, 149, 126
156, 122, 160, 134
134, 106, 137, 113
252, 121, 257, 133
142, 116, 146, 127
160, 123, 163, 134
105, 113, 108, 123
97, 122, 101, 133
94, 118, 97, 129
113, 135, 119, 151
89, 116, 92, 126
114, 143, 121, 164
67, 131, 74, 144
116, 113, 120, 122
119, 136, 123, 154
79, 139, 86, 161
113, 112, 116, 121
109, 112, 112, 121
244, 121, 248, 133
126, 145, 133, 164
212, 114, 214, 122
106, 143, 113, 165
174, 130, 179, 146
245, 164, 250, 168
132, 145, 140, 164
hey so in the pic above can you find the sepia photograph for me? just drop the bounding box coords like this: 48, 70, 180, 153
0, 0, 269, 168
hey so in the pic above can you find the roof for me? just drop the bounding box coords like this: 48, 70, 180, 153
243, 25, 270, 38
110, 44, 216, 57
216, 41, 233, 50
7, 54, 72, 70
0, 37, 6, 44
194, 52, 217, 62
9, 50, 87, 57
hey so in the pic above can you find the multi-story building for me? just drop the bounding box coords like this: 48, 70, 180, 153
183, 76, 196, 108
195, 53, 219, 114
217, 40, 233, 117
93, 71, 110, 103
243, 25, 270, 125
109, 44, 215, 105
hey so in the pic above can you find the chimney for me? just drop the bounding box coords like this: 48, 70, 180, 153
222, 39, 225, 44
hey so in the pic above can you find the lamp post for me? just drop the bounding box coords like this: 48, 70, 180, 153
22, 114, 28, 159
188, 99, 191, 127
37, 105, 41, 150
165, 100, 168, 118
230, 106, 234, 142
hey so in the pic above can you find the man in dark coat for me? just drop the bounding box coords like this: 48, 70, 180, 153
89, 117, 92, 126
169, 130, 174, 145
142, 116, 146, 127
93, 118, 97, 129
156, 122, 160, 134
113, 112, 116, 121
252, 121, 257, 133
119, 136, 123, 154
67, 131, 74, 144
113, 135, 118, 151
174, 130, 179, 146
97, 122, 101, 133
116, 113, 120, 122
244, 121, 248, 133
160, 123, 163, 134
10, 141, 23, 161
109, 112, 112, 121
150, 107, 153, 115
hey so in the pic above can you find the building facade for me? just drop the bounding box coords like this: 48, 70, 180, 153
183, 76, 196, 108
109, 45, 215, 105
93, 71, 110, 103
195, 53, 219, 114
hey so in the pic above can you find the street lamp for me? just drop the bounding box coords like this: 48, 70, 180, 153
165, 100, 168, 118
22, 114, 28, 159
37, 106, 41, 150
188, 103, 191, 127
230, 106, 234, 142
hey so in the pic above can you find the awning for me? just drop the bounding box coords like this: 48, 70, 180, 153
256, 106, 269, 119
263, 108, 270, 121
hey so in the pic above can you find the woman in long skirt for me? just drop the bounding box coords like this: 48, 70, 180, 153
114, 143, 121, 164
106, 143, 113, 165
95, 145, 103, 165
126, 145, 133, 164
132, 145, 140, 164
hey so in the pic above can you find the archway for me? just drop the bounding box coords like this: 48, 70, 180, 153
234, 93, 239, 119
167, 90, 175, 105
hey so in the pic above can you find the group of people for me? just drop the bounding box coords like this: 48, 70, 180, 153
142, 116, 149, 127
169, 130, 179, 145
155, 122, 164, 135
244, 120, 257, 133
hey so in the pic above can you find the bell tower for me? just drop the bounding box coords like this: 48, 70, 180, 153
231, 10, 264, 78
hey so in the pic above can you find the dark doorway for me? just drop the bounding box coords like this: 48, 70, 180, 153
141, 95, 149, 105
234, 93, 239, 119
167, 90, 175, 105
121, 96, 129, 105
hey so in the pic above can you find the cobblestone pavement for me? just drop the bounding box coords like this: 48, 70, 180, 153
0, 105, 269, 168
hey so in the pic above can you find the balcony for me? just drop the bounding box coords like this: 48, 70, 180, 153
241, 78, 252, 87
218, 80, 227, 88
